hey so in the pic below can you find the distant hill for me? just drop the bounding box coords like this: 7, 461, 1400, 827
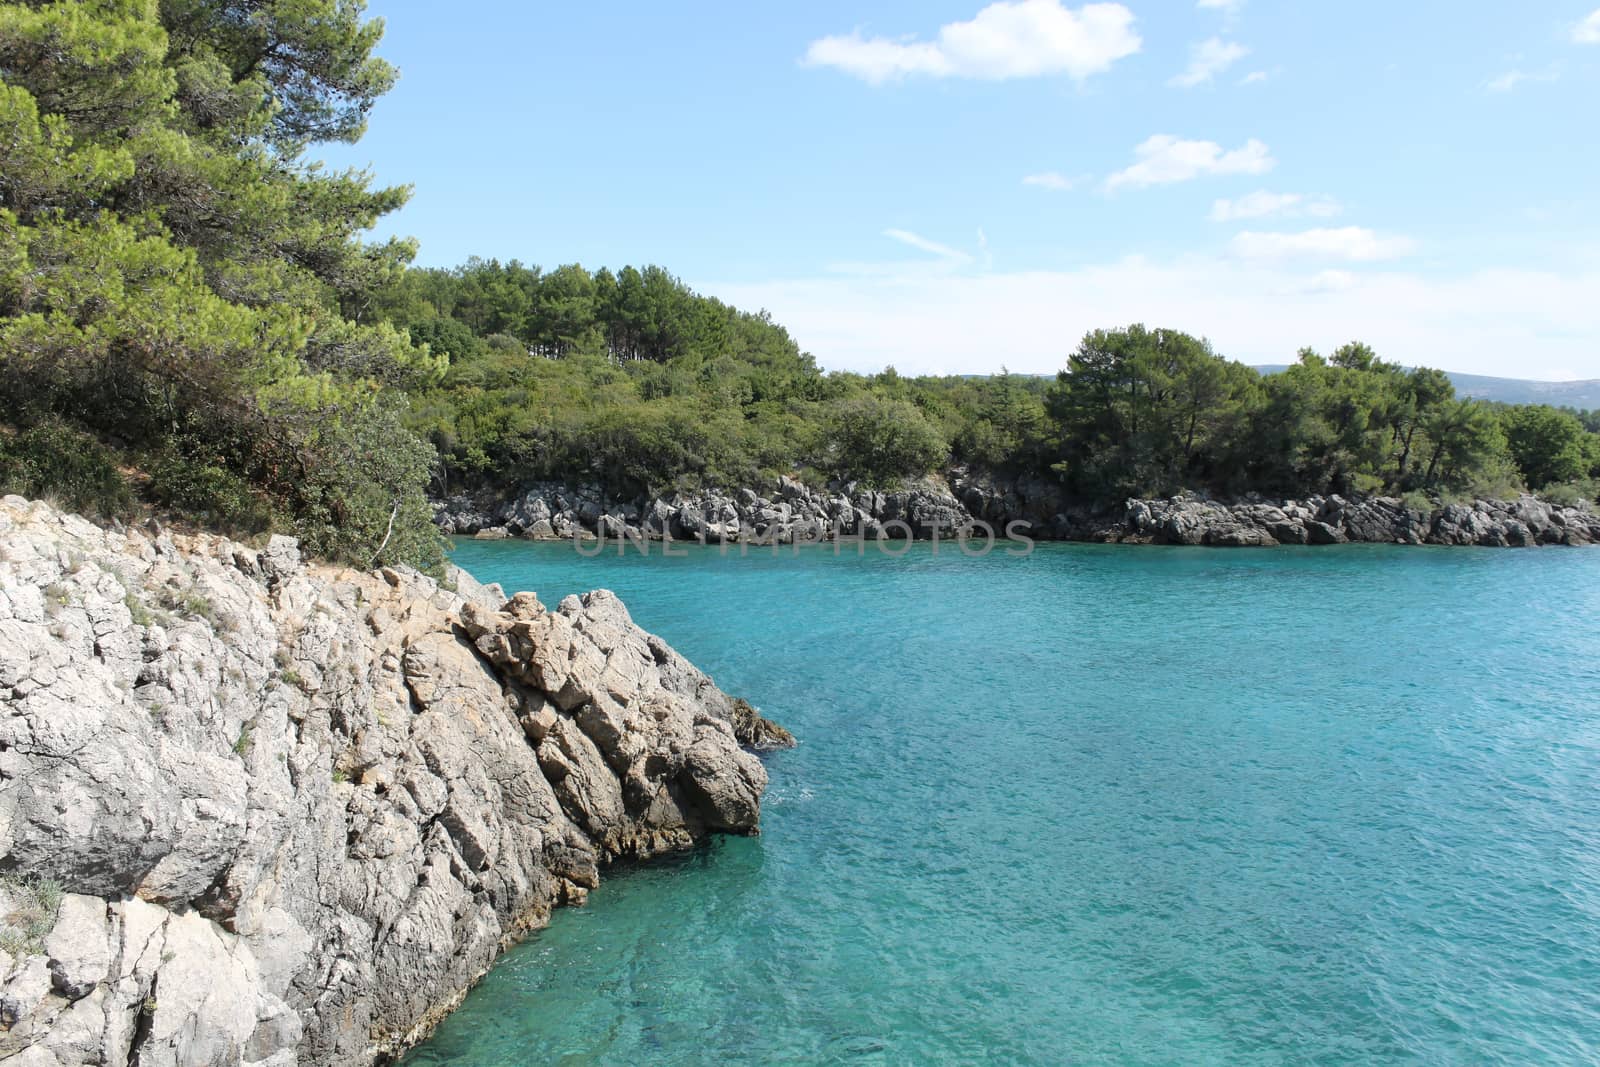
1253, 366, 1600, 411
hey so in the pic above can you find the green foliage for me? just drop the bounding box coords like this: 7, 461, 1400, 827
1048, 326, 1258, 497
1422, 400, 1509, 495
1400, 489, 1435, 514
947, 371, 1051, 471
1500, 405, 1589, 489
145, 447, 275, 534
268, 392, 443, 568
1541, 482, 1595, 510
388, 269, 1599, 508
388, 260, 834, 495
1036, 328, 1559, 503
0, 420, 132, 518
0, 0, 439, 567
819, 395, 947, 487
124, 589, 154, 627
179, 590, 214, 623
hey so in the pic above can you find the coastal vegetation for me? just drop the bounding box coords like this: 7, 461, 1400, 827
2, 1, 1598, 571
0, 0, 440, 567
383, 263, 1598, 510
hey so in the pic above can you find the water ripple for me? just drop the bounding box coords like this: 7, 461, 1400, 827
406, 541, 1600, 1066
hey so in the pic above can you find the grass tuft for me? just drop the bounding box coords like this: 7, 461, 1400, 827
0, 874, 64, 957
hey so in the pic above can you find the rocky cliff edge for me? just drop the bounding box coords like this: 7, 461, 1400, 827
0, 495, 790, 1066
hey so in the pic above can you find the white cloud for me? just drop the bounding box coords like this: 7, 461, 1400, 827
1231, 227, 1417, 263
1574, 8, 1600, 43
802, 0, 1141, 84
703, 258, 1600, 379
1300, 270, 1357, 294
1197, 0, 1244, 12
802, 36, 945, 84
1210, 191, 1341, 221
1105, 135, 1274, 190
1170, 37, 1250, 87
1022, 171, 1079, 191
1486, 67, 1560, 92
1239, 69, 1270, 85
883, 228, 973, 263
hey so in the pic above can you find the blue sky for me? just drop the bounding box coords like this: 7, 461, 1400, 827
321, 1, 1600, 379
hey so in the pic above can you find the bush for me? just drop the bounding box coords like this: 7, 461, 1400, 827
1348, 471, 1386, 497
1400, 489, 1435, 514
1463, 454, 1525, 502
0, 421, 132, 518
1541, 482, 1595, 510
278, 396, 445, 571
145, 449, 276, 534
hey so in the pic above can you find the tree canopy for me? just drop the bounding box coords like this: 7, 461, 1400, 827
0, 0, 440, 566
380, 267, 1600, 509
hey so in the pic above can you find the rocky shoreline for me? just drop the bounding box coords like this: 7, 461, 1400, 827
435, 473, 1600, 549
1117, 493, 1600, 548
0, 496, 790, 1066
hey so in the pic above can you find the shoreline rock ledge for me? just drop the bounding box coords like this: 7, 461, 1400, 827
435, 473, 1600, 549
0, 495, 791, 1066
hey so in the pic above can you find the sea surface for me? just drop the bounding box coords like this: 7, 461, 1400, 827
406, 538, 1600, 1065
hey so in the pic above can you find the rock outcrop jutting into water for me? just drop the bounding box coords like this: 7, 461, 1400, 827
0, 496, 789, 1066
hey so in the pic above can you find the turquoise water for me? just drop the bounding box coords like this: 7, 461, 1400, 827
407, 540, 1600, 1065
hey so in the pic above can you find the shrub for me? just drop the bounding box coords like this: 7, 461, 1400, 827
1348, 471, 1386, 497
1464, 455, 1525, 502
1542, 482, 1595, 510
1400, 489, 1435, 514
145, 449, 276, 535
273, 395, 444, 571
124, 590, 153, 627
0, 421, 132, 518
180, 591, 215, 623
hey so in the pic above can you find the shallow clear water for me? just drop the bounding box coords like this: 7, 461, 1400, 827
406, 540, 1600, 1065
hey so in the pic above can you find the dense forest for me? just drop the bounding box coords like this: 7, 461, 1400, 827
2, 2, 1598, 571
383, 259, 1600, 511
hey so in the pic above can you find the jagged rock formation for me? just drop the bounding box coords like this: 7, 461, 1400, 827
0, 496, 789, 1066
1117, 493, 1600, 547
434, 473, 1599, 550
948, 474, 1600, 547
434, 474, 972, 545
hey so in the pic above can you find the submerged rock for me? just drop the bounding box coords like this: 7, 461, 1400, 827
0, 495, 790, 1065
